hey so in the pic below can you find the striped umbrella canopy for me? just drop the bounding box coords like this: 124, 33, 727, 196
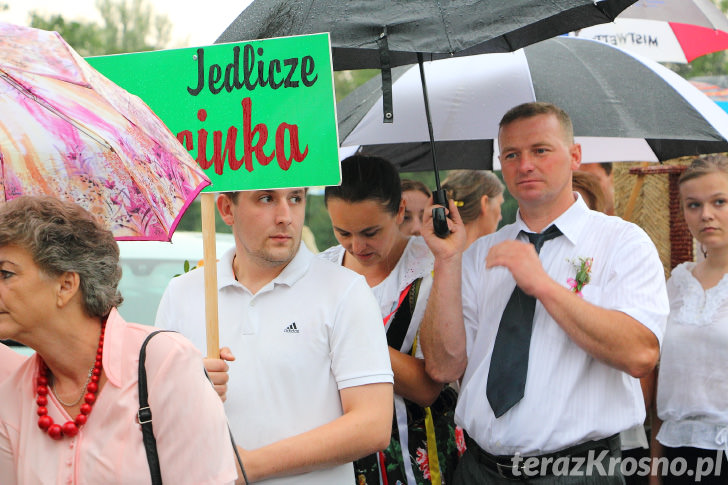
570, 0, 728, 63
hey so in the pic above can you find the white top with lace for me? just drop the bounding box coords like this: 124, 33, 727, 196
319, 236, 433, 322
656, 262, 728, 451
319, 237, 434, 357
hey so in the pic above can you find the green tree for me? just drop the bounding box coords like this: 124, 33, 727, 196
95, 0, 171, 54
334, 69, 379, 101
305, 193, 337, 251
400, 170, 443, 192
29, 0, 171, 56
175, 199, 232, 234
667, 51, 728, 79
496, 173, 518, 228
28, 13, 104, 57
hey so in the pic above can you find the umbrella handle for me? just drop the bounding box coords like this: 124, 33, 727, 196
432, 189, 450, 238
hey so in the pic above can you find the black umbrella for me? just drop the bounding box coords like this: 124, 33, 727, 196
217, 0, 637, 69
338, 37, 728, 171
217, 0, 637, 235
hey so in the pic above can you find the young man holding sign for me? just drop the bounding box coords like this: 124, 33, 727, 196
155, 188, 394, 484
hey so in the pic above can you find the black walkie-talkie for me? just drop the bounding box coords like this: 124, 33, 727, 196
432, 188, 450, 238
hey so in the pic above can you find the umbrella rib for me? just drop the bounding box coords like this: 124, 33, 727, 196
434, 0, 455, 55
0, 70, 113, 151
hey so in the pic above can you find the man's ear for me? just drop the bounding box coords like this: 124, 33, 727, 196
56, 271, 80, 308
216, 194, 235, 226
570, 143, 582, 171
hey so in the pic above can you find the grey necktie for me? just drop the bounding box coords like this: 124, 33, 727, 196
486, 224, 563, 418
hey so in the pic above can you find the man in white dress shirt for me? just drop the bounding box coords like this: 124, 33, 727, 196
420, 102, 669, 484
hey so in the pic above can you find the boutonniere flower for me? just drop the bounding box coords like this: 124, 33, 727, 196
567, 257, 593, 297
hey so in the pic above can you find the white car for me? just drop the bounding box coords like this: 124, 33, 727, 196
116, 231, 235, 326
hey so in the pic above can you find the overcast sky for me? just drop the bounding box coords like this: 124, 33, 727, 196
1, 0, 251, 48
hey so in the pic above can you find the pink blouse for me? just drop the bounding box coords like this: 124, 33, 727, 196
0, 344, 26, 383
0, 309, 237, 484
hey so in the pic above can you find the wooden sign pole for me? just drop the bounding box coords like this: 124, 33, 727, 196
201, 192, 220, 358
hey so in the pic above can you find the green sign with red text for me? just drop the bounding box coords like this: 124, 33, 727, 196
87, 34, 340, 192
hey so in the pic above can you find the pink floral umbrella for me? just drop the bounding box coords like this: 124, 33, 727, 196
0, 22, 209, 241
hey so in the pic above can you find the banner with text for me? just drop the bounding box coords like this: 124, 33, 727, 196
88, 33, 340, 192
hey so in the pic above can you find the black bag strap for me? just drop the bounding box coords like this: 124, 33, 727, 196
138, 330, 248, 485
409, 277, 422, 313
202, 367, 249, 484
386, 277, 423, 352
138, 330, 171, 485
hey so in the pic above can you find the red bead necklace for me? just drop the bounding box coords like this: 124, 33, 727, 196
36, 321, 106, 440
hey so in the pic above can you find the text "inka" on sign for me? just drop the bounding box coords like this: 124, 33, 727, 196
176, 99, 309, 176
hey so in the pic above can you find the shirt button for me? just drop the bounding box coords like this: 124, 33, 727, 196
250, 300, 255, 307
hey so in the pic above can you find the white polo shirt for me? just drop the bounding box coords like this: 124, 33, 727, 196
458, 195, 668, 456
156, 244, 393, 485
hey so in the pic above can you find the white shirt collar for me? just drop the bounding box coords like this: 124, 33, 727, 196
513, 192, 591, 247
218, 243, 312, 291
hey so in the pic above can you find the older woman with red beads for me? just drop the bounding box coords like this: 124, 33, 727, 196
0, 196, 238, 484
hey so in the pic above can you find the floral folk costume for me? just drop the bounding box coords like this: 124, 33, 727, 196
321, 237, 465, 485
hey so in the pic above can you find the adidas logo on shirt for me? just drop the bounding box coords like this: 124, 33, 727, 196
283, 322, 300, 334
